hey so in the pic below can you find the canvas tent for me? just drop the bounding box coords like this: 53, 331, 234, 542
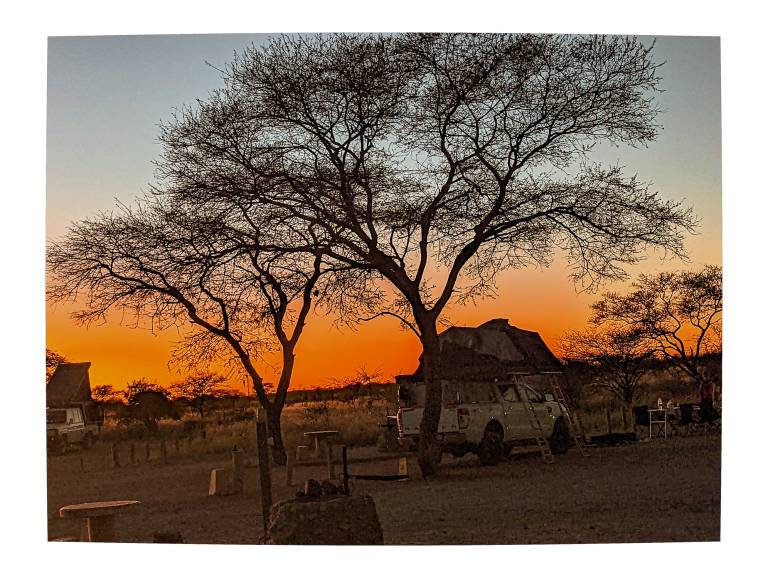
402, 319, 561, 382
46, 362, 94, 407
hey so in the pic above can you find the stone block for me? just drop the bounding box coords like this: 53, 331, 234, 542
208, 468, 233, 496
263, 494, 383, 545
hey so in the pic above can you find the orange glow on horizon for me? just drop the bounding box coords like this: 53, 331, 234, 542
48, 252, 717, 393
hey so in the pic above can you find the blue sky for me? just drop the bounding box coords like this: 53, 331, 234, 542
47, 34, 721, 268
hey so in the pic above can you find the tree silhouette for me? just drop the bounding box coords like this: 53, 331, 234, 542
591, 265, 722, 398
170, 371, 227, 418
153, 34, 695, 474
559, 327, 653, 408
122, 379, 177, 432
45, 348, 66, 384
91, 384, 121, 404
47, 194, 373, 464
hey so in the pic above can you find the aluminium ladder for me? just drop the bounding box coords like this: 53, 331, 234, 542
551, 382, 591, 457
517, 383, 555, 464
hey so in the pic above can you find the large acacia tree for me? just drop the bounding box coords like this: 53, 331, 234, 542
47, 198, 370, 463
128, 33, 695, 475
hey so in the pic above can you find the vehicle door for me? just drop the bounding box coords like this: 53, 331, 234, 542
517, 383, 559, 437
458, 382, 503, 443
496, 381, 531, 440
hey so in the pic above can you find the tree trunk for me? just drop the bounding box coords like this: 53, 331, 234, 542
264, 403, 287, 466
416, 321, 442, 477
265, 346, 297, 467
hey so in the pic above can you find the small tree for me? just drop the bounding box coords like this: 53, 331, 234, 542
591, 265, 722, 400
328, 365, 383, 393
45, 348, 66, 384
122, 379, 177, 431
46, 199, 365, 465
170, 372, 227, 418
559, 327, 653, 409
91, 384, 121, 404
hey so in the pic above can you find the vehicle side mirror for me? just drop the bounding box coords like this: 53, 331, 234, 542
544, 393, 555, 402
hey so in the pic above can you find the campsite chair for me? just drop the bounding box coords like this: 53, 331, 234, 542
671, 404, 697, 436
632, 405, 650, 436
697, 403, 721, 434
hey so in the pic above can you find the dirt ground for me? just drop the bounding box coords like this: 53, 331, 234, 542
47, 433, 720, 544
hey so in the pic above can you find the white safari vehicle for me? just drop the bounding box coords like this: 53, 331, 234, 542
46, 406, 96, 454
396, 374, 571, 465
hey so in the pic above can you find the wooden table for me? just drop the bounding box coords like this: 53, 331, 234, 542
303, 430, 340, 458
59, 500, 140, 542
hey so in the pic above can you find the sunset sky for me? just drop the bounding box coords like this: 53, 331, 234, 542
45, 34, 722, 392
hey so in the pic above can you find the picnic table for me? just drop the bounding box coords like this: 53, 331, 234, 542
59, 500, 140, 542
303, 430, 340, 458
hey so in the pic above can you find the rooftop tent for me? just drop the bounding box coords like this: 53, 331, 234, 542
46, 362, 93, 407
402, 319, 561, 382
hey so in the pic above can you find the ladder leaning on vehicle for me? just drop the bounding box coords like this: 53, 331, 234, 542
517, 382, 555, 464
550, 380, 590, 457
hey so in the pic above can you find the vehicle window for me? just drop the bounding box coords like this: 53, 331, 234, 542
442, 382, 460, 406
460, 383, 496, 404
399, 383, 426, 407
497, 383, 520, 402
47, 410, 67, 424
520, 386, 542, 403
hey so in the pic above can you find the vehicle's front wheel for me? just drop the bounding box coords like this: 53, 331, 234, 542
548, 418, 570, 455
478, 424, 504, 466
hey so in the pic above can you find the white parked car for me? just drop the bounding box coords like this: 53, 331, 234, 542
396, 376, 571, 465
46, 406, 98, 454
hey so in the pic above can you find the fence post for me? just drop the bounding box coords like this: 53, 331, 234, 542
231, 445, 245, 494
175, 437, 180, 452
111, 443, 120, 468
605, 407, 613, 435
161, 439, 168, 465
326, 444, 335, 480
342, 446, 349, 495
130, 442, 136, 465
256, 409, 273, 534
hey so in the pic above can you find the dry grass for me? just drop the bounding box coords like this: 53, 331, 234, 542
93, 395, 392, 460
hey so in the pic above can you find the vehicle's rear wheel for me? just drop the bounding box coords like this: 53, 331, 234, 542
548, 418, 570, 455
478, 424, 504, 465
